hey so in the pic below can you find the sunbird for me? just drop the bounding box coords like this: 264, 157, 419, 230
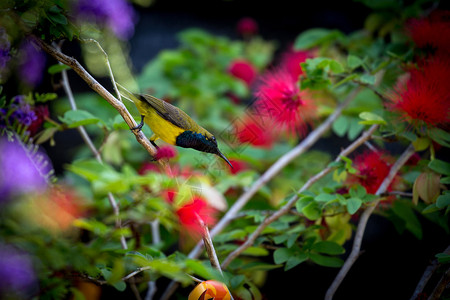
118, 84, 233, 168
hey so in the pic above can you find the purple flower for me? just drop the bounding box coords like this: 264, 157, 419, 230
0, 138, 49, 202
0, 244, 36, 297
10, 96, 37, 126
18, 40, 46, 87
74, 0, 136, 39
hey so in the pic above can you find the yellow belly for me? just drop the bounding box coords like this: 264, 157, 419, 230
140, 108, 185, 145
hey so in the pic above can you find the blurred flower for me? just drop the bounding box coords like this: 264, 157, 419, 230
236, 17, 258, 37
235, 116, 274, 148
255, 69, 316, 136
228, 59, 257, 86
227, 159, 248, 175
27, 105, 49, 136
163, 189, 177, 204
155, 145, 177, 160
0, 244, 36, 298
176, 196, 217, 237
18, 40, 46, 87
25, 186, 84, 232
280, 48, 312, 80
347, 150, 399, 194
406, 10, 450, 54
0, 138, 49, 202
388, 57, 450, 127
74, 0, 136, 39
0, 27, 11, 76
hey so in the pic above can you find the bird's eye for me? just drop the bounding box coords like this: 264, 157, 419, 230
211, 136, 216, 142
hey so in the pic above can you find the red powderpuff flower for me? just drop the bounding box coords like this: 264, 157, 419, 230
235, 116, 274, 148
228, 60, 257, 86
255, 69, 316, 136
155, 145, 177, 160
388, 57, 450, 127
236, 17, 258, 37
280, 48, 312, 80
176, 196, 217, 237
406, 10, 450, 53
347, 150, 399, 194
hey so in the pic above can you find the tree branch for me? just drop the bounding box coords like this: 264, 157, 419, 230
221, 124, 379, 269
325, 143, 416, 300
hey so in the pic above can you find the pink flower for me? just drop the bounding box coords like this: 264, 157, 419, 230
176, 196, 217, 237
255, 69, 316, 136
236, 17, 258, 37
280, 48, 312, 80
228, 59, 257, 86
406, 10, 450, 54
347, 150, 399, 194
155, 145, 177, 160
227, 159, 248, 175
388, 57, 450, 127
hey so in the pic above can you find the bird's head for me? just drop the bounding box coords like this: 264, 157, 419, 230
176, 131, 233, 168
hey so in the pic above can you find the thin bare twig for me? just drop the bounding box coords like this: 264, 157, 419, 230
410, 245, 450, 300
196, 214, 223, 275
160, 88, 361, 300
428, 267, 450, 300
221, 124, 379, 269
325, 143, 416, 300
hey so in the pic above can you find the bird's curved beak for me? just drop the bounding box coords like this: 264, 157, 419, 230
217, 149, 233, 169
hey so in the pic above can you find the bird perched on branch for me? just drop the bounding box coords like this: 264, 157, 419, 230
118, 84, 233, 168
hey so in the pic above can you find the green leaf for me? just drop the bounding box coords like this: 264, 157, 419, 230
315, 193, 336, 202
242, 247, 269, 257
284, 253, 308, 271
302, 201, 322, 220
428, 127, 450, 148
347, 197, 362, 214
436, 253, 450, 264
428, 159, 450, 176
359, 74, 376, 85
308, 253, 344, 267
391, 201, 422, 239
436, 194, 450, 209
332, 116, 350, 137
59, 110, 101, 128
358, 111, 387, 125
311, 241, 345, 255
412, 137, 430, 152
273, 248, 292, 264
296, 196, 314, 213
347, 55, 363, 70
48, 64, 71, 74
48, 12, 68, 25
294, 28, 343, 49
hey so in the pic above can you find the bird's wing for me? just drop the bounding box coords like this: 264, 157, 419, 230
140, 94, 194, 130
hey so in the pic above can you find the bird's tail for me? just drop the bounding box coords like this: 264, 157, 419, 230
116, 83, 139, 103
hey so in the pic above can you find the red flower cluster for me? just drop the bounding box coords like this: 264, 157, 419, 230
255, 69, 316, 136
406, 10, 450, 54
388, 57, 450, 127
347, 150, 399, 194
176, 196, 217, 237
